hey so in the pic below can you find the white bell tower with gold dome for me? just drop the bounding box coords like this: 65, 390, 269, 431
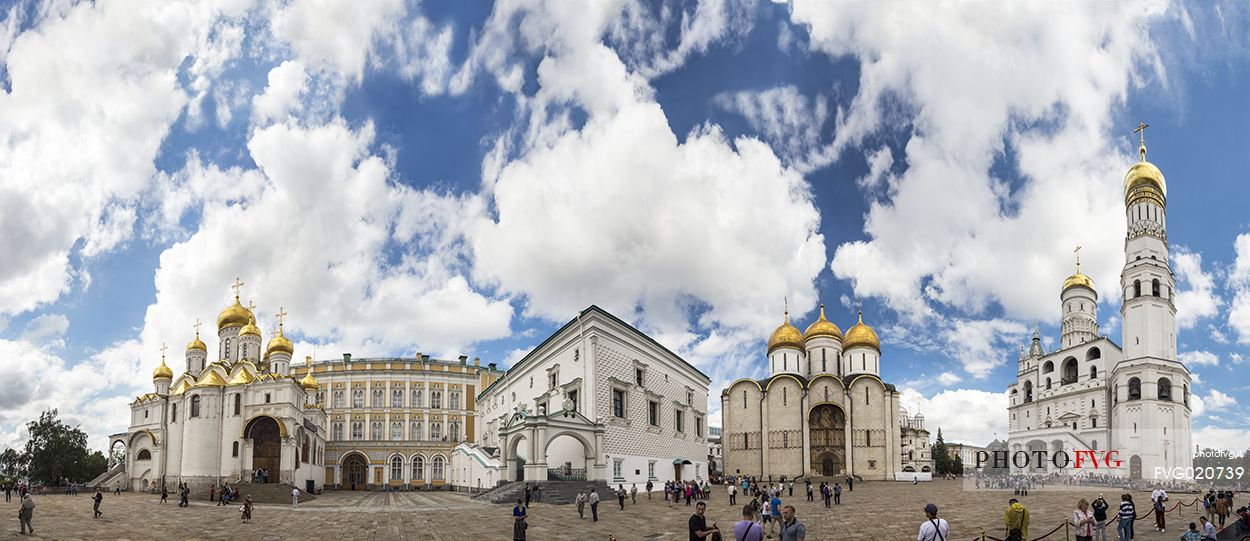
1111, 123, 1192, 478
1060, 248, 1100, 349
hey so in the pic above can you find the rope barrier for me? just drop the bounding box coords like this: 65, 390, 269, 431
1030, 519, 1070, 540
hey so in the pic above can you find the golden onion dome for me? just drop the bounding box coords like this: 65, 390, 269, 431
217, 296, 253, 331
843, 310, 881, 352
152, 356, 174, 380
300, 369, 319, 390
186, 328, 207, 352
766, 310, 804, 354
803, 304, 843, 342
265, 326, 294, 358
1062, 272, 1095, 293
194, 370, 228, 388
239, 316, 261, 337
1123, 138, 1166, 204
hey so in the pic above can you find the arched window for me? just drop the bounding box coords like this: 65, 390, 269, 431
412, 389, 423, 407
1086, 347, 1101, 361
136, 449, 151, 460
233, 393, 241, 416
412, 422, 423, 441
170, 403, 177, 422
1152, 279, 1160, 297
1073, 422, 1078, 430
1023, 380, 1033, 403
351, 421, 363, 440
1045, 378, 1052, 390
1128, 378, 1141, 400
432, 456, 445, 480
432, 391, 442, 409
1042, 361, 1054, 374
190, 395, 201, 417
1134, 280, 1141, 298
449, 420, 459, 441
1062, 358, 1078, 384
450, 391, 460, 410
412, 456, 424, 480
232, 441, 239, 457
391, 456, 403, 480
431, 422, 442, 440
301, 436, 310, 463
1183, 384, 1189, 406
391, 421, 403, 440
1157, 377, 1172, 401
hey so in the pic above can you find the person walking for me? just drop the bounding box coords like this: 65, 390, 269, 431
647, 480, 653, 500
833, 483, 842, 505
769, 493, 782, 536
523, 483, 531, 508
575, 490, 587, 519
209, 484, 216, 502
590, 488, 600, 522
241, 495, 253, 523
685, 482, 693, 506
93, 488, 104, 519
1003, 498, 1029, 541
291, 486, 300, 509
3, 484, 10, 503
846, 476, 853, 491
218, 484, 227, 506
729, 482, 737, 506
1198, 516, 1217, 541
805, 479, 813, 502
787, 480, 793, 498
1214, 492, 1230, 528
822, 483, 832, 509
618, 484, 627, 511
631, 483, 638, 504
918, 503, 949, 541
1073, 498, 1095, 541
779, 505, 806, 541
160, 485, 168, 504
1092, 495, 1110, 541
1116, 494, 1135, 541
512, 499, 528, 541
1151, 485, 1169, 533
734, 503, 763, 541
18, 494, 35, 535
688, 501, 719, 541
180, 484, 190, 507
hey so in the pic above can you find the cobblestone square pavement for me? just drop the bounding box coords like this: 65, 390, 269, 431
0, 481, 1223, 540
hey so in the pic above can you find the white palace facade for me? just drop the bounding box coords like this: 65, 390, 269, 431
1006, 134, 1193, 480
449, 305, 711, 490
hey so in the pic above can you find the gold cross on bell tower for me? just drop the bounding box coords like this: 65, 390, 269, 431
159, 342, 168, 361
1074, 245, 1082, 273
230, 277, 245, 299
1134, 121, 1149, 161
192, 318, 202, 337
276, 306, 288, 331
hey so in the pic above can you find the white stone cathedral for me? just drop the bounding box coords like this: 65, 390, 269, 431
1006, 133, 1193, 480
111, 281, 327, 494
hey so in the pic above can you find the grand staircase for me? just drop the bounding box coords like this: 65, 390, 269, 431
473, 480, 614, 505
88, 462, 126, 489
218, 483, 317, 505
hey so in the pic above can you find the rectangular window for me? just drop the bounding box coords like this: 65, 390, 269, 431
144, 410, 148, 418
696, 416, 703, 437
612, 389, 625, 417
333, 390, 344, 408
171, 403, 177, 423
568, 390, 578, 412
352, 389, 364, 408
391, 421, 402, 440
675, 410, 685, 433
264, 393, 271, 404
412, 421, 423, 441
351, 422, 363, 440
431, 391, 442, 409
648, 461, 656, 480
648, 401, 659, 426
450, 391, 460, 410
371, 389, 383, 408
686, 390, 692, 405
550, 373, 558, 389
392, 389, 403, 408
412, 389, 423, 408
371, 421, 383, 440
233, 394, 241, 415
613, 459, 623, 480
635, 368, 644, 386
333, 423, 343, 441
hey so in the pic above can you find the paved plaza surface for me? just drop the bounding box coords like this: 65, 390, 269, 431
0, 480, 1227, 540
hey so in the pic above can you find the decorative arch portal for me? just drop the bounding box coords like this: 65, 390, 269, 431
499, 408, 606, 483
244, 415, 283, 483
108, 439, 127, 468
808, 403, 846, 476
341, 452, 368, 490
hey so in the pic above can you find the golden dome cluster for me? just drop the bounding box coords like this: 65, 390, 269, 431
767, 303, 878, 354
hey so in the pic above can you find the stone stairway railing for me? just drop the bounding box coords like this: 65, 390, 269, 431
88, 462, 126, 489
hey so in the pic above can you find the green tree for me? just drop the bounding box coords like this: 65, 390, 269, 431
22, 409, 100, 485
931, 428, 952, 475
0, 447, 26, 480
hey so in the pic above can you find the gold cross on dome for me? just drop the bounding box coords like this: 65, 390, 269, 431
160, 342, 168, 360
1134, 122, 1150, 160
276, 306, 288, 329
230, 277, 244, 299
1074, 245, 1082, 273
247, 300, 256, 312
192, 318, 202, 337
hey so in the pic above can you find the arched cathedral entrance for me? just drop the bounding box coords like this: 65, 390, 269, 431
341, 453, 368, 490
245, 416, 283, 483
809, 404, 846, 476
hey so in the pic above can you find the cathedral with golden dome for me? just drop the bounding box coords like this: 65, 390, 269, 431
721, 304, 930, 481
1006, 127, 1192, 480
110, 279, 327, 495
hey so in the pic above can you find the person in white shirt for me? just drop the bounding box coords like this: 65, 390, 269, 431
1199, 516, 1217, 541
1151, 485, 1168, 532
291, 487, 300, 508
918, 503, 949, 541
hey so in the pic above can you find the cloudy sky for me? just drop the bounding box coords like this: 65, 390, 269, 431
1, 0, 1247, 454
